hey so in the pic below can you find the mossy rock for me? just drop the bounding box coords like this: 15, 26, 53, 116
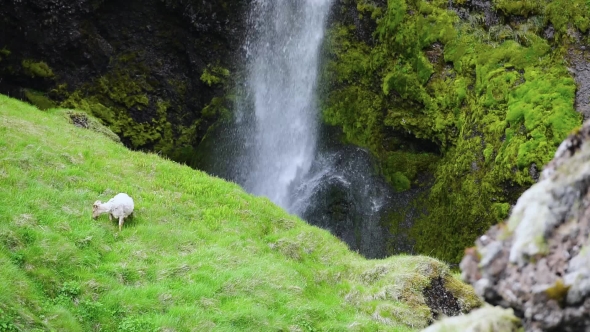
21, 59, 54, 78
322, 0, 584, 262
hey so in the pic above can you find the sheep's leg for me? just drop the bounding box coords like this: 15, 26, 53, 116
109, 213, 113, 221
118, 216, 125, 232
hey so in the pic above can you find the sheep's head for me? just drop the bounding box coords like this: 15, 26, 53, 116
92, 200, 102, 219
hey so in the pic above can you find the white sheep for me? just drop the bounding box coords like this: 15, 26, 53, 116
92, 193, 135, 231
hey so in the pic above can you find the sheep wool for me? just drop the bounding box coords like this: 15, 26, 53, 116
92, 193, 135, 231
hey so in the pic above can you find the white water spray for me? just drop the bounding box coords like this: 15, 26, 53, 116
240, 0, 333, 209
204, 0, 405, 258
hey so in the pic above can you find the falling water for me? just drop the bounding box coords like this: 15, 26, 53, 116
201, 0, 412, 258
238, 0, 333, 208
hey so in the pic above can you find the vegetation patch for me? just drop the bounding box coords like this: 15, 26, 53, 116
60, 61, 175, 152
493, 0, 590, 36
21, 59, 54, 78
322, 0, 584, 262
200, 64, 230, 87
0, 95, 480, 331
23, 89, 57, 110
56, 55, 235, 169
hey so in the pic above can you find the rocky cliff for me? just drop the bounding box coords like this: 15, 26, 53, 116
0, 0, 246, 161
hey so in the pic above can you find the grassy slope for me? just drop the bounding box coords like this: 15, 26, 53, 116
0, 95, 478, 331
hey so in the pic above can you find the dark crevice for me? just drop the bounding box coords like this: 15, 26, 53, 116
423, 277, 461, 319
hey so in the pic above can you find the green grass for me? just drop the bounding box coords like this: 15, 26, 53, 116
0, 95, 479, 331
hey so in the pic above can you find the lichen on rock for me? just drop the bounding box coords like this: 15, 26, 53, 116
422, 305, 522, 332
460, 119, 590, 331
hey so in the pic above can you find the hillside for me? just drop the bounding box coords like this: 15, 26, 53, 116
3, 0, 590, 266
0, 95, 479, 331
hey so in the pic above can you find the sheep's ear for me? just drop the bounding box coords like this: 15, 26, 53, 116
93, 200, 101, 207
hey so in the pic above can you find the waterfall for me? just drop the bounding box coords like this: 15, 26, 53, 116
201, 0, 410, 258
238, 0, 333, 208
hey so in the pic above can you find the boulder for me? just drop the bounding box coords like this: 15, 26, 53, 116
459, 120, 590, 331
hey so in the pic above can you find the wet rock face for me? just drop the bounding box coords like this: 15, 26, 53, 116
0, 0, 246, 87
569, 48, 590, 121
449, 0, 500, 28
0, 0, 247, 149
460, 120, 590, 331
292, 146, 394, 259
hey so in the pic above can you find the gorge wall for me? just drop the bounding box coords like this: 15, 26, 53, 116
320, 0, 589, 262
2, 0, 590, 263
0, 0, 247, 162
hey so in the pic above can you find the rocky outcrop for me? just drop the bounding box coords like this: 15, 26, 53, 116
569, 47, 590, 121
459, 120, 590, 331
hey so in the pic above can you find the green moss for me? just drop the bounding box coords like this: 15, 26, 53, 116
21, 59, 54, 78
63, 91, 174, 150
0, 47, 10, 61
390, 172, 411, 191
384, 151, 439, 188
200, 64, 230, 87
96, 73, 150, 109
57, 55, 178, 152
59, 56, 233, 166
491, 203, 511, 221
357, 0, 383, 19
23, 89, 57, 110
201, 97, 230, 119
166, 78, 188, 96
493, 0, 590, 35
544, 279, 570, 301
322, 0, 582, 262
